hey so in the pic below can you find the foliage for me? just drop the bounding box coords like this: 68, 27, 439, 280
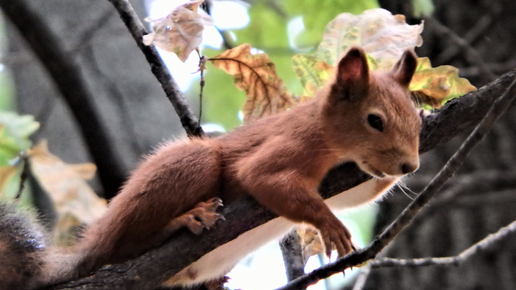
0, 111, 106, 246
410, 57, 476, 108
0, 112, 39, 202
209, 8, 475, 117
199, 0, 379, 130
209, 44, 297, 122
143, 0, 213, 62
28, 141, 107, 246
0, 112, 39, 166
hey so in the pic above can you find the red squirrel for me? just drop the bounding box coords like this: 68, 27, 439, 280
0, 47, 420, 289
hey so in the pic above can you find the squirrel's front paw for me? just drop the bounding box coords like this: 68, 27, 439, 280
317, 218, 353, 259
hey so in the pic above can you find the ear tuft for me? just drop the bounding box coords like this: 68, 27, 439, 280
392, 50, 418, 87
337, 47, 369, 89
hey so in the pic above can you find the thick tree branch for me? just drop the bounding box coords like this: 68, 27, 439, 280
44, 69, 516, 290
107, 0, 203, 137
0, 0, 126, 198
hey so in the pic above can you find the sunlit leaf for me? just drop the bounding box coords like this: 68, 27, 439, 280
0, 112, 39, 166
143, 0, 213, 62
314, 8, 423, 69
209, 44, 297, 123
292, 54, 333, 96
410, 57, 476, 108
0, 112, 39, 153
28, 140, 107, 246
293, 8, 424, 98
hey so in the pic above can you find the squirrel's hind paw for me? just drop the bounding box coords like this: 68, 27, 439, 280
166, 197, 225, 235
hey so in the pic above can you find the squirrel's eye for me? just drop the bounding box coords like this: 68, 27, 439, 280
367, 114, 384, 132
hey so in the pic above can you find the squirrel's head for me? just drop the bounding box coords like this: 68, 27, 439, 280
321, 47, 421, 178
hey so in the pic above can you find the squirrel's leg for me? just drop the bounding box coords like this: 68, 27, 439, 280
244, 173, 353, 258
164, 197, 224, 235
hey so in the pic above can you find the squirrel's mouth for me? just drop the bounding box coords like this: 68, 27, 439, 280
369, 168, 386, 178
360, 162, 386, 178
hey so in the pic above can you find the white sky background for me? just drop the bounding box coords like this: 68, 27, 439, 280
143, 1, 377, 289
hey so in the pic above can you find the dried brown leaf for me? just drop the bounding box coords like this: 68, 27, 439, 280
28, 140, 107, 246
209, 44, 297, 122
143, 0, 213, 62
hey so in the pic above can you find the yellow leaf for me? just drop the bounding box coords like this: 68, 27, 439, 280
28, 140, 107, 246
209, 44, 298, 123
410, 57, 476, 108
297, 225, 325, 260
143, 0, 213, 62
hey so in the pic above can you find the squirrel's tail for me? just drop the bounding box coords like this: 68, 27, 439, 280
0, 203, 85, 289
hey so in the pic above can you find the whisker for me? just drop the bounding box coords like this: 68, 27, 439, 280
395, 181, 415, 200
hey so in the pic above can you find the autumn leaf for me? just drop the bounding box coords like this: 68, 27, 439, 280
297, 225, 325, 261
143, 0, 213, 62
292, 54, 334, 97
410, 57, 476, 108
29, 140, 107, 246
292, 8, 475, 106
314, 8, 423, 69
209, 44, 297, 123
293, 8, 423, 99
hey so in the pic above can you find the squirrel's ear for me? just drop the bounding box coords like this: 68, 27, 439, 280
391, 50, 418, 87
337, 47, 369, 92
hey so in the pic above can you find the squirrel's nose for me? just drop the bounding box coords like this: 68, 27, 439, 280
401, 161, 419, 174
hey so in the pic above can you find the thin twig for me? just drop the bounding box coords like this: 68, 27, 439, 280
14, 152, 30, 200
371, 219, 516, 268
198, 55, 207, 123
434, 14, 492, 65
351, 263, 372, 290
426, 17, 497, 82
275, 77, 516, 290
107, 0, 204, 137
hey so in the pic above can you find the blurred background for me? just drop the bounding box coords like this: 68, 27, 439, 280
1, 0, 516, 289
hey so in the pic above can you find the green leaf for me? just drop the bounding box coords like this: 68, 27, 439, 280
0, 112, 39, 152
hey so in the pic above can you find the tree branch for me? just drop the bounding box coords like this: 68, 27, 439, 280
370, 219, 516, 268
107, 0, 203, 137
426, 17, 497, 82
0, 0, 126, 198
44, 69, 516, 289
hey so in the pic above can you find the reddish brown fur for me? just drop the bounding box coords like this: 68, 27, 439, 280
62, 47, 421, 280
